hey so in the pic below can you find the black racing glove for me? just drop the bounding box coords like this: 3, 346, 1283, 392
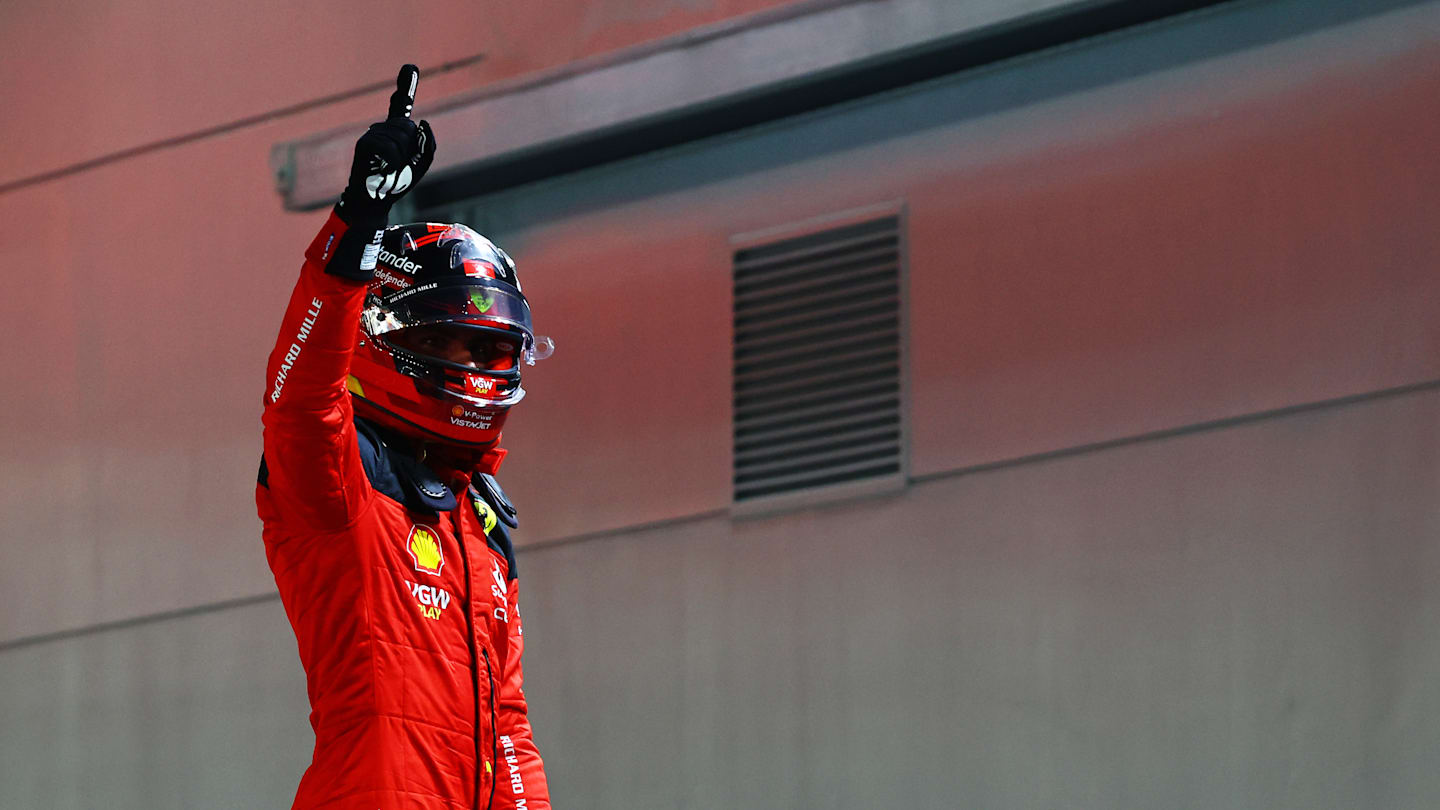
328, 64, 437, 280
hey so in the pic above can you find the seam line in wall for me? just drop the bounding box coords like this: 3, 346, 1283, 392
3, 377, 1436, 653
0, 53, 484, 199
912, 377, 1440, 485
0, 592, 280, 655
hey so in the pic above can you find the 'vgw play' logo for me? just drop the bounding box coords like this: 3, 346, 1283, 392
407, 580, 452, 621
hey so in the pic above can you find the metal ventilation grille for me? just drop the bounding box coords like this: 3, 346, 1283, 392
732, 215, 903, 503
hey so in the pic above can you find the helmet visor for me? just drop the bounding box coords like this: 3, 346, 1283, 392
370, 279, 533, 336
384, 323, 523, 373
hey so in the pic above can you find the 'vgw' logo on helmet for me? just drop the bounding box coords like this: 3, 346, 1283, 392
378, 248, 422, 275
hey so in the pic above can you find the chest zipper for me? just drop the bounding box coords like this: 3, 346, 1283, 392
483, 647, 499, 810
450, 510, 489, 810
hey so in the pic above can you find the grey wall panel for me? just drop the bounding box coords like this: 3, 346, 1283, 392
0, 122, 331, 644
9, 386, 1436, 809
904, 1, 1440, 475
446, 0, 1440, 544
0, 599, 310, 810
517, 386, 1440, 809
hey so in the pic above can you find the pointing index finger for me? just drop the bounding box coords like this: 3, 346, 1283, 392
388, 64, 419, 120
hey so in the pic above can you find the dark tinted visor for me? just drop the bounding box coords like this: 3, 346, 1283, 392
385, 323, 523, 372
379, 280, 532, 335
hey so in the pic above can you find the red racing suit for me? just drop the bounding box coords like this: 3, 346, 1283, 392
258, 211, 551, 809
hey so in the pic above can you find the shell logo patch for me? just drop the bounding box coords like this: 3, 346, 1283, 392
472, 495, 498, 535
407, 524, 445, 576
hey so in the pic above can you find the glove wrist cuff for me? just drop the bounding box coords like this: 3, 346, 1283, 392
325, 202, 387, 282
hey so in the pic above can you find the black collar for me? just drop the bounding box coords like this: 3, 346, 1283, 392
354, 418, 458, 514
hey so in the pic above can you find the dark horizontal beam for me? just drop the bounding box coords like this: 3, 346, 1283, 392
415, 0, 1243, 208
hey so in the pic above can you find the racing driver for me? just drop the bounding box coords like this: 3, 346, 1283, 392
258, 65, 553, 809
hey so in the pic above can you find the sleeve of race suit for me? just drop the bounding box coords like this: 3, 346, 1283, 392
260, 210, 377, 530
494, 580, 552, 810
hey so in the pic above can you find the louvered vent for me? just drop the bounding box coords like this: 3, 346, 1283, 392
732, 215, 904, 503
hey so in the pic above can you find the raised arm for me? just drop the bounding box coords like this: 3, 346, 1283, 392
261, 65, 436, 529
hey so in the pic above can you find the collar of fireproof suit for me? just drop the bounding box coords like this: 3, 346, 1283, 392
354, 418, 458, 514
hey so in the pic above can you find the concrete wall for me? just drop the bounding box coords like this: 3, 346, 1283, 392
459, 6, 1440, 805
12, 386, 1432, 809
452, 0, 1440, 541
521, 386, 1440, 809
2, 0, 1438, 807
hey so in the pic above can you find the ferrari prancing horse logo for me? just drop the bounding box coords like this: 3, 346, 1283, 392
472, 496, 499, 535
406, 524, 444, 576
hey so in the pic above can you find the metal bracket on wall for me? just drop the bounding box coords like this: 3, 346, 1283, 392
271, 0, 1249, 212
